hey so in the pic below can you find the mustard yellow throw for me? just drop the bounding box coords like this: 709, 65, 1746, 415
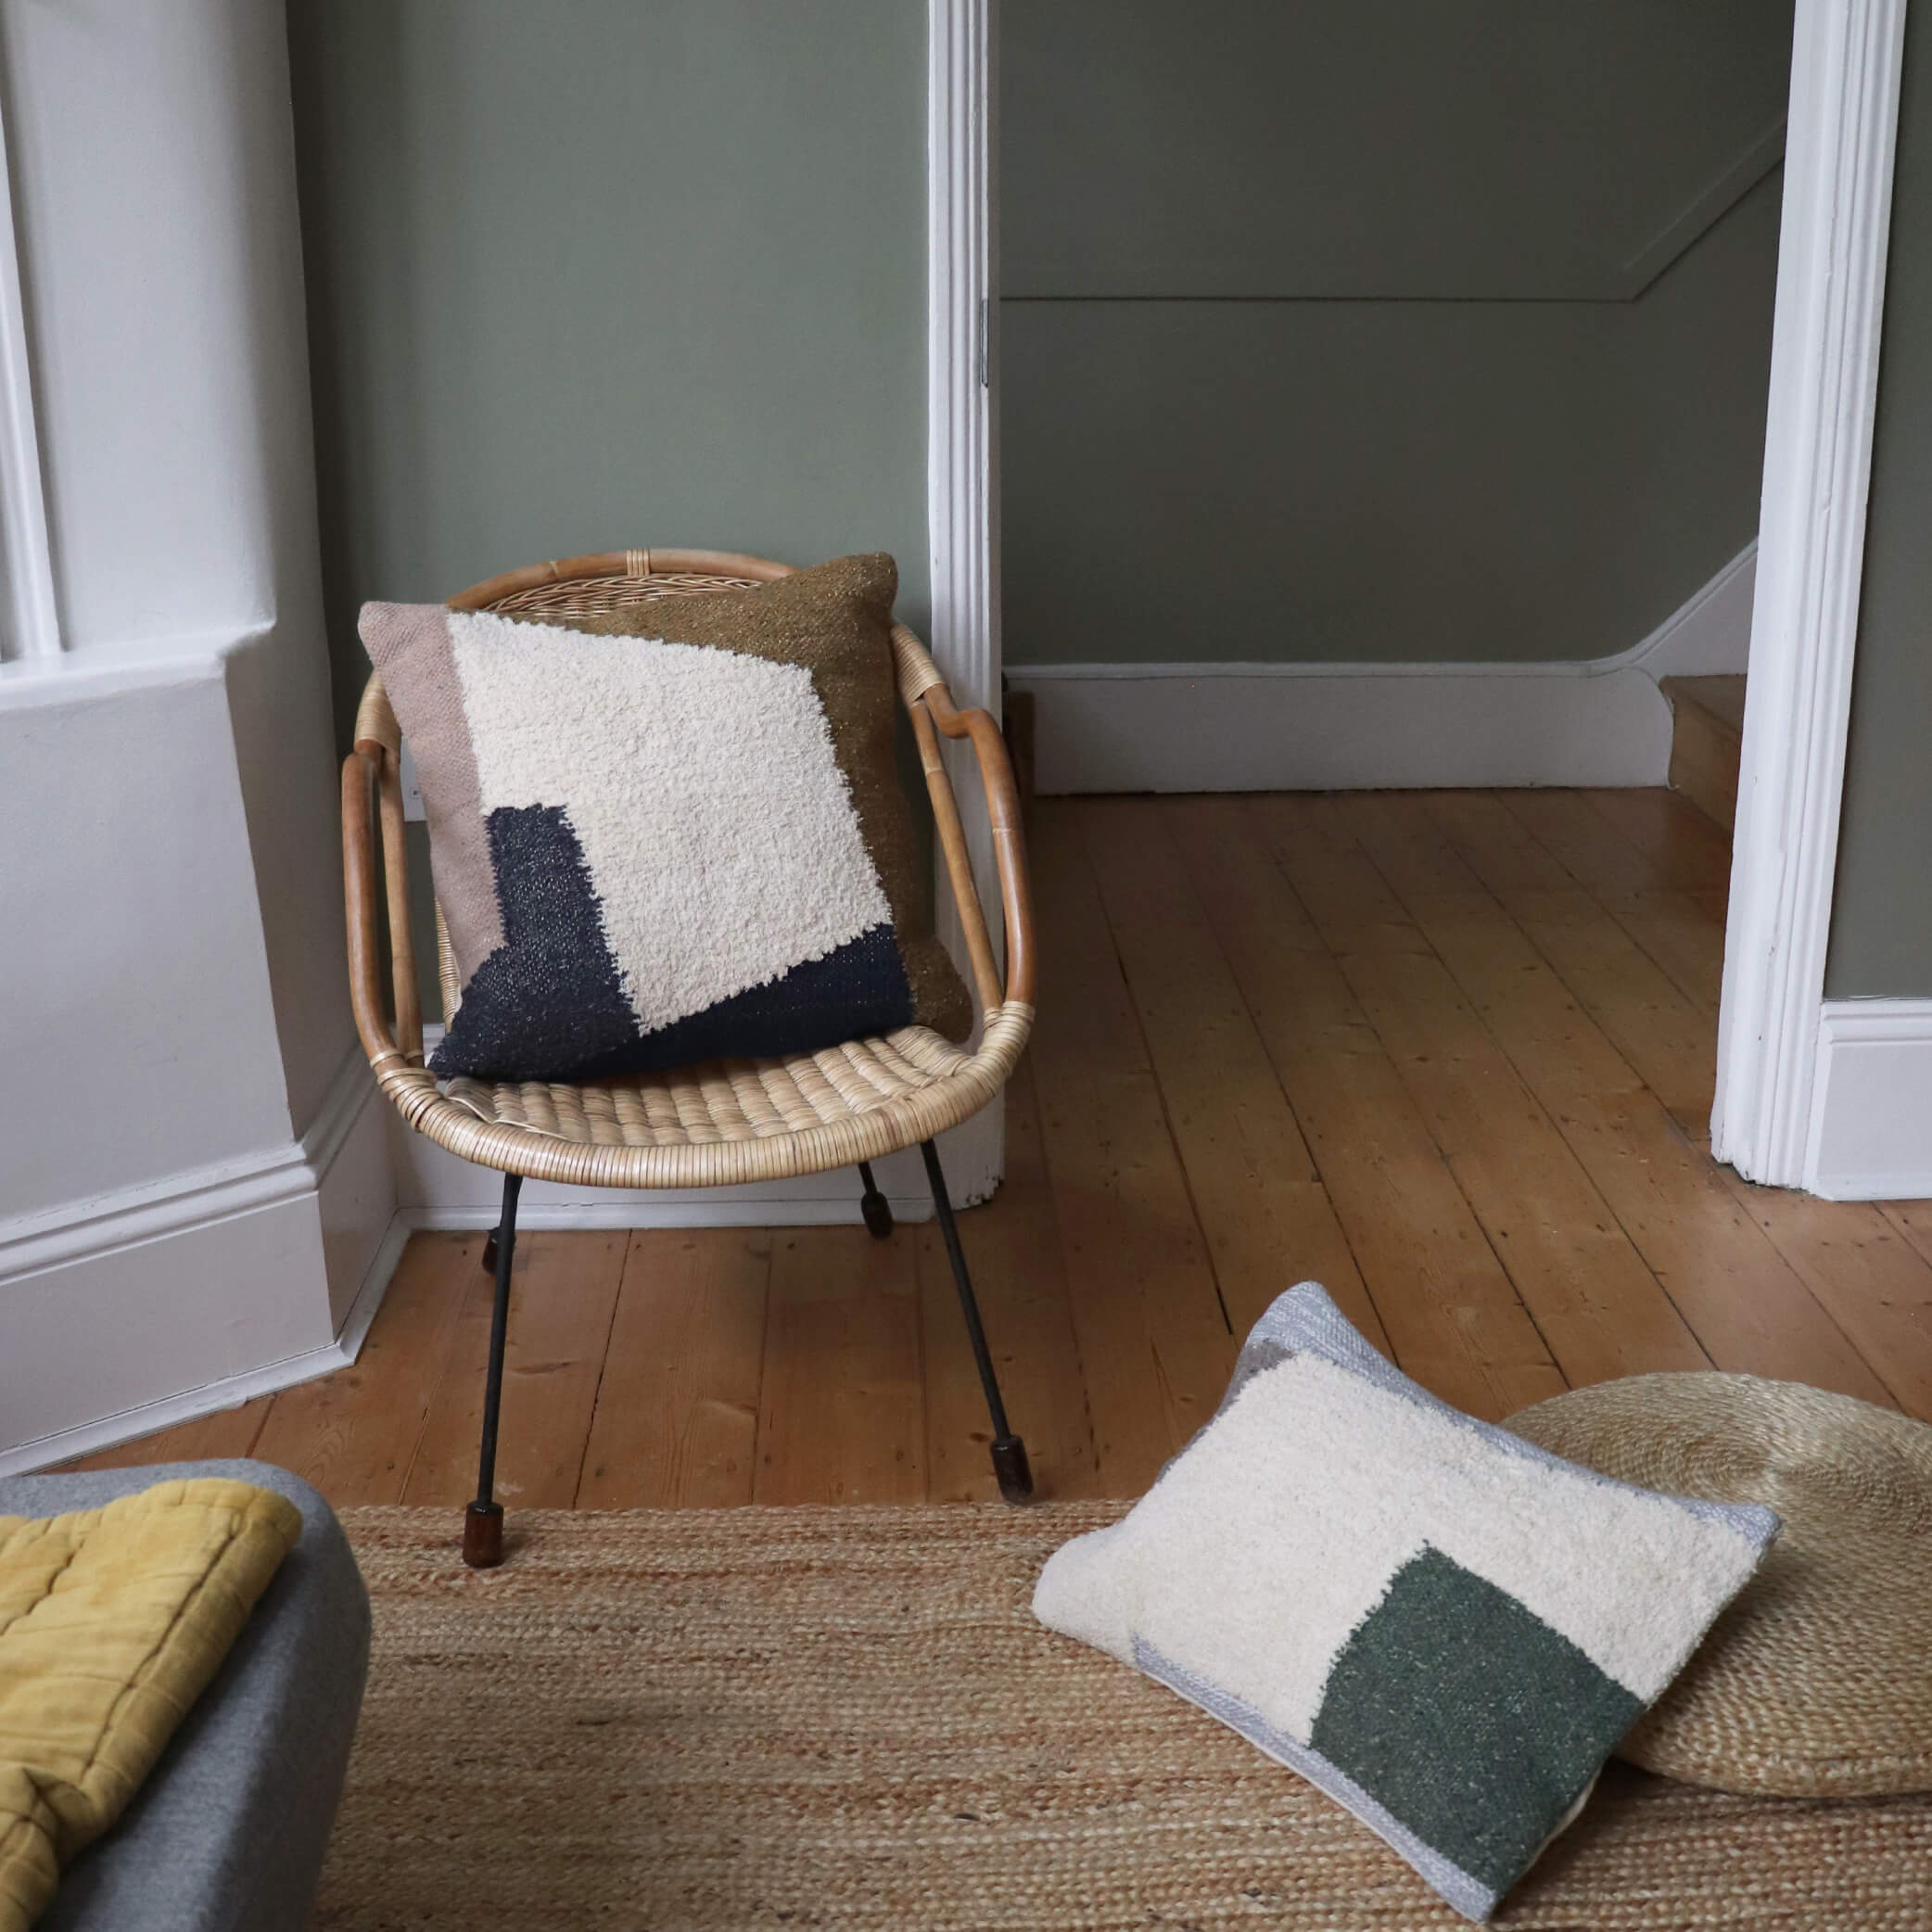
0, 1479, 300, 1932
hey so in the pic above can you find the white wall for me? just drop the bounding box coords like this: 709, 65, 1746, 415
0, 0, 395, 1471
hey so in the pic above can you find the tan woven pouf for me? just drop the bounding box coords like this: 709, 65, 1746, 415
1507, 1373, 1932, 1798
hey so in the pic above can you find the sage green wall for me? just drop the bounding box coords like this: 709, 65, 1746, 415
1000, 2, 1791, 666
1825, 6, 1932, 998
286, 0, 929, 750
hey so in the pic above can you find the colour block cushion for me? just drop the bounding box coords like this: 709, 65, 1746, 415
359, 553, 972, 1082
1032, 1284, 1781, 1924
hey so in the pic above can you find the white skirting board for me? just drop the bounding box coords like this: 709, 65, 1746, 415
1804, 1000, 1932, 1200
1009, 543, 1757, 794
0, 1045, 404, 1474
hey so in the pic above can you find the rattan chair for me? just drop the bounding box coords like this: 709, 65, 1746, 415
342, 549, 1036, 1567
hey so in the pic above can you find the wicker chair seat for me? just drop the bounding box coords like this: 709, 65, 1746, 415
370, 1002, 1033, 1191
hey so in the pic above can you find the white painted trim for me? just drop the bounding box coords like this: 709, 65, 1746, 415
0, 1040, 406, 1473
1621, 540, 1758, 678
0, 1037, 376, 1282
1804, 1000, 1932, 1199
0, 93, 58, 661
0, 1212, 409, 1477
1003, 540, 1757, 794
1713, 0, 1908, 1188
927, 0, 998, 723
1006, 660, 1673, 794
926, 0, 1003, 1197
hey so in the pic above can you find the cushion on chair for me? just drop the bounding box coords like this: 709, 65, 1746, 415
1031, 1283, 1782, 1924
359, 553, 973, 1082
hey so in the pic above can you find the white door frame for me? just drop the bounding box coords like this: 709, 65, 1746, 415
944, 1, 1916, 1200
1712, 0, 1910, 1189
925, 0, 1006, 1201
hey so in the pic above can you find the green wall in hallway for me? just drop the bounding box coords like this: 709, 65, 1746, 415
286, 0, 930, 750
999, 2, 1791, 667
1826, 6, 1932, 998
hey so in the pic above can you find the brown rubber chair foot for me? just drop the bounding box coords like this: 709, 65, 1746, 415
991, 1435, 1034, 1504
463, 1501, 504, 1569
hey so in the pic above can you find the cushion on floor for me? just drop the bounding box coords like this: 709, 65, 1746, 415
1031, 1282, 1782, 1922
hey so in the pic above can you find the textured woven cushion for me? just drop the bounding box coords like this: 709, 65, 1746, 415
0, 1479, 300, 1932
1032, 1284, 1781, 1924
359, 554, 972, 1082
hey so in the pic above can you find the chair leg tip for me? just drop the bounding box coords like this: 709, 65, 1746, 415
463, 1501, 505, 1569
991, 1435, 1034, 1505
481, 1233, 499, 1274
860, 1191, 894, 1239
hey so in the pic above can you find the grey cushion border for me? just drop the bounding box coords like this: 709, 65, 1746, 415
1135, 1634, 1503, 1921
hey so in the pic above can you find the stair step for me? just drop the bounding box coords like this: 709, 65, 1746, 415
1660, 675, 1744, 831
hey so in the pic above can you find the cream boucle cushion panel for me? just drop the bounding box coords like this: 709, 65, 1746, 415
450, 614, 890, 1035
1033, 1283, 1779, 1924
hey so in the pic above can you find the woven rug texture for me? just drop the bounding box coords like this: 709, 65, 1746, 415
314, 1503, 1932, 1930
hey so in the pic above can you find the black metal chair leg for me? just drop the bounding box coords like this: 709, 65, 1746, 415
857, 1161, 894, 1239
481, 1227, 499, 1274
464, 1170, 522, 1569
921, 1139, 1033, 1503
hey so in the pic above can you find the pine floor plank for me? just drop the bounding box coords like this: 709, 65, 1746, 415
1395, 889, 1898, 1405
1883, 1201, 1932, 1275
1493, 887, 1718, 1126
1416, 794, 1718, 1125
1083, 796, 1381, 1352
754, 1225, 923, 1505
1500, 789, 1678, 896
1720, 1181, 1932, 1420
917, 1059, 1097, 1502
60, 1396, 273, 1472
1247, 792, 1434, 957
576, 1230, 771, 1508
249, 1232, 480, 1504
1313, 794, 1707, 1390
1595, 887, 1728, 1014
1185, 799, 1563, 1420
400, 1230, 627, 1508
1582, 787, 1735, 895
1024, 802, 1239, 1491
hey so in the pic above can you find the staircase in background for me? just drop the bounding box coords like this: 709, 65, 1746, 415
1661, 675, 1746, 830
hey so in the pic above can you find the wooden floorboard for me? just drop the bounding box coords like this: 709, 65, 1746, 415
754, 1225, 923, 1505
1189, 794, 1563, 1419
1023, 802, 1239, 1492
917, 1058, 1097, 1502
61, 788, 1928, 1508
401, 1229, 627, 1509
576, 1229, 771, 1509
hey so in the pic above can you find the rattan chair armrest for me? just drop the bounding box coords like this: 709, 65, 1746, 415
343, 731, 426, 1075
342, 747, 402, 1069
915, 682, 1036, 1011
353, 674, 400, 758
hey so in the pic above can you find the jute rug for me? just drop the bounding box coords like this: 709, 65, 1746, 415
314, 1503, 1932, 1930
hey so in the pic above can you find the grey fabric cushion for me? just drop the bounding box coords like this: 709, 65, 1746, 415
0, 1459, 369, 1932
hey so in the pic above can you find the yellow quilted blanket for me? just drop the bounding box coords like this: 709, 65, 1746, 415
0, 1478, 300, 1932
